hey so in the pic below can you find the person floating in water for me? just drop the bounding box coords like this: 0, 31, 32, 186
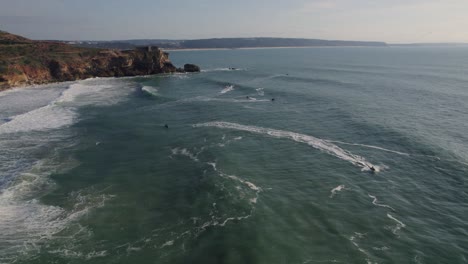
164, 124, 169, 129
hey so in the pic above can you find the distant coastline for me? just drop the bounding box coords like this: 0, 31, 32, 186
163, 45, 389, 52
63, 37, 387, 50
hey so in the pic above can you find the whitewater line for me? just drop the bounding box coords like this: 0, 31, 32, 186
330, 185, 345, 198
387, 213, 406, 235
194, 121, 380, 171
326, 140, 410, 156
368, 194, 395, 211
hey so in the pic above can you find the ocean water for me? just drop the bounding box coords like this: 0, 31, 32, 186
0, 47, 467, 264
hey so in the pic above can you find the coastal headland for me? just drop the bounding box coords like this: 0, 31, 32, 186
0, 31, 199, 90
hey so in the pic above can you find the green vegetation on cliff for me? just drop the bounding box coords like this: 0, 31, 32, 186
0, 31, 183, 90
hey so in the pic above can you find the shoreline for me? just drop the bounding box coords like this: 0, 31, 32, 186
0, 72, 189, 93
0, 72, 192, 93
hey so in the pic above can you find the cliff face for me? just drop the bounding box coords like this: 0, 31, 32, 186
41, 47, 177, 82
0, 31, 193, 90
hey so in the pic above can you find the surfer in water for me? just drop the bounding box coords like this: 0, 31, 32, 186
271, 98, 275, 101
164, 124, 169, 129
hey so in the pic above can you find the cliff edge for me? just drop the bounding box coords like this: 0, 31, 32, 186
0, 31, 198, 90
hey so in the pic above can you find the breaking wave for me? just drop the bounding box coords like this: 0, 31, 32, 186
0, 79, 133, 135
0, 78, 130, 262
141, 86, 159, 96
330, 185, 345, 198
0, 158, 114, 262
220, 85, 235, 94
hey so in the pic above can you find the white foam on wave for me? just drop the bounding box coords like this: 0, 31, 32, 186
202, 68, 244, 72
349, 232, 378, 264
0, 144, 115, 262
198, 213, 252, 233
0, 88, 18, 98
0, 167, 114, 259
256, 87, 265, 96
217, 135, 244, 148
171, 73, 189, 79
330, 185, 345, 198
201, 97, 270, 103
207, 162, 217, 171
56, 83, 109, 103
349, 232, 368, 255
113, 158, 260, 251
206, 161, 261, 205
327, 140, 409, 156
160, 240, 174, 248
222, 173, 261, 192
0, 78, 130, 260
220, 85, 235, 94
0, 80, 132, 135
141, 86, 159, 96
48, 249, 108, 260
57, 81, 130, 106
171, 148, 199, 162
368, 194, 395, 211
387, 213, 406, 235
372, 246, 390, 251
0, 104, 76, 134
149, 95, 270, 110
194, 122, 380, 171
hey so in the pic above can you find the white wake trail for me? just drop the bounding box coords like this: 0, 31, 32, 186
194, 122, 380, 171
327, 140, 409, 156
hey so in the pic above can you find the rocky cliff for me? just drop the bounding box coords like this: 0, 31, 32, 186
0, 31, 198, 90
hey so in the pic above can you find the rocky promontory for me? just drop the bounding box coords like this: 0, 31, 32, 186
0, 31, 200, 90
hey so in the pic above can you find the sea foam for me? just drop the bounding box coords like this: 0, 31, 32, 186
387, 214, 406, 235
220, 85, 235, 94
141, 86, 159, 96
0, 163, 114, 260
0, 78, 128, 260
330, 185, 345, 198
0, 104, 76, 134
368, 194, 395, 211
0, 80, 132, 134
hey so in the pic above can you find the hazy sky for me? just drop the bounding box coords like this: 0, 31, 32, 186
1, 0, 467, 43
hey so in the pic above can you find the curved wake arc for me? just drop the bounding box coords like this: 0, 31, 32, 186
193, 121, 381, 171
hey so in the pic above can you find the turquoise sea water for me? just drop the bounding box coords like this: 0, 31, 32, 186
0, 47, 467, 263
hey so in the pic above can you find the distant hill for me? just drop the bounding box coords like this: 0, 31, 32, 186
180, 38, 387, 49
0, 30, 33, 45
63, 37, 388, 50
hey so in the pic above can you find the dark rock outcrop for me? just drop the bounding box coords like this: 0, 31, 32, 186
184, 64, 201, 72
